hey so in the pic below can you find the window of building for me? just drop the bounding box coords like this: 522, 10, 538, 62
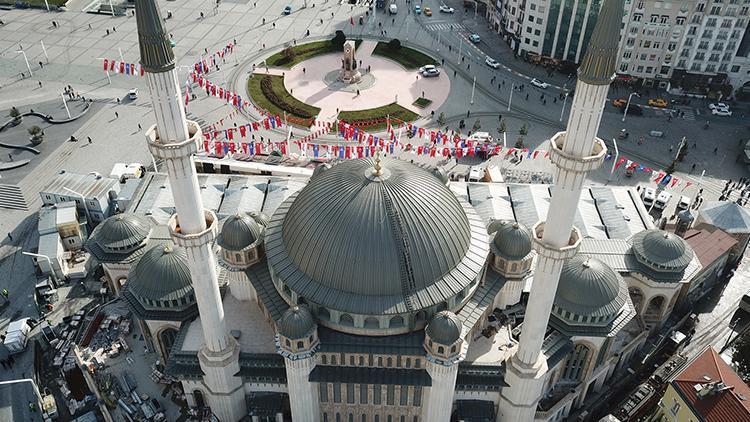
374, 385, 382, 405
731, 65, 741, 72
320, 383, 329, 402
670, 399, 681, 415
387, 385, 395, 405
633, 13, 642, 21
661, 15, 669, 23
360, 384, 367, 404
707, 17, 717, 26
332, 355, 337, 365
378, 357, 383, 367
413, 386, 422, 406
643, 40, 651, 48
711, 5, 722, 14
676, 16, 686, 24
350, 356, 355, 366
400, 386, 409, 406
646, 66, 653, 73
387, 357, 393, 367
333, 383, 342, 403
530, 3, 536, 9
347, 384, 355, 404
562, 344, 590, 381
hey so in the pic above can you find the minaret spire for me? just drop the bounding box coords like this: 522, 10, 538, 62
136, 1, 246, 420
498, 0, 622, 420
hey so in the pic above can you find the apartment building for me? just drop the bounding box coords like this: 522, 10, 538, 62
490, 0, 606, 63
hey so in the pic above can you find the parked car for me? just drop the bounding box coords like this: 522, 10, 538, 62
423, 6, 432, 15
641, 187, 656, 208
439, 4, 454, 13
530, 78, 549, 89
485, 57, 500, 69
469, 34, 480, 43
708, 102, 729, 110
648, 98, 668, 107
677, 196, 691, 210
389, 3, 398, 14
655, 191, 672, 209
128, 88, 138, 100
712, 108, 732, 117
283, 5, 292, 14
415, 5, 421, 13
612, 98, 627, 108
422, 68, 440, 77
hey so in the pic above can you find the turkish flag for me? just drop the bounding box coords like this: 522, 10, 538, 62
103, 59, 108, 71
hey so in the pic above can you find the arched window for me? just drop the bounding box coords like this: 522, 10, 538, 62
387, 357, 393, 367
158, 328, 178, 361
645, 296, 666, 321
362, 415, 367, 422
331, 355, 337, 365
349, 414, 354, 422
193, 390, 205, 408
235, 253, 242, 261
297, 341, 304, 349
437, 346, 445, 354
364, 317, 380, 329
628, 287, 645, 313
415, 310, 427, 322
319, 307, 331, 321
511, 263, 517, 272
285, 339, 291, 347
562, 343, 591, 381
390, 315, 405, 328
340, 313, 354, 326
322, 355, 327, 365
451, 345, 456, 353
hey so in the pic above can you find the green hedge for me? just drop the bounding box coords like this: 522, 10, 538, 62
371, 42, 437, 70
247, 74, 320, 126
413, 97, 433, 108
265, 39, 362, 68
338, 103, 418, 132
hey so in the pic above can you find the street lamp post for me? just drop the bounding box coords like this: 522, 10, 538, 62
97, 57, 112, 84
457, 38, 462, 64
437, 31, 440, 52
60, 93, 71, 119
559, 92, 569, 122
63, 187, 91, 225
23, 251, 59, 284
508, 82, 514, 112
16, 50, 32, 77
622, 92, 640, 123
109, 0, 115, 17
470, 76, 476, 104
406, 17, 409, 41
40, 41, 49, 63
608, 137, 619, 182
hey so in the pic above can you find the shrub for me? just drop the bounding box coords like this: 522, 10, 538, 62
9, 107, 20, 118
498, 120, 507, 134
515, 138, 525, 149
388, 38, 402, 50
519, 122, 529, 136
472, 119, 481, 132
259, 76, 314, 118
28, 125, 42, 136
437, 112, 446, 126
282, 46, 296, 60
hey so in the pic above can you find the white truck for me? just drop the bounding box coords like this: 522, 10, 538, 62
4, 318, 31, 354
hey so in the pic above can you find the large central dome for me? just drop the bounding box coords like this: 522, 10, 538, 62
265, 158, 488, 332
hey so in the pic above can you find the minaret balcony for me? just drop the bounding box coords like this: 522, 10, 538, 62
548, 132, 607, 174
169, 209, 218, 247
530, 222, 581, 260
146, 119, 201, 160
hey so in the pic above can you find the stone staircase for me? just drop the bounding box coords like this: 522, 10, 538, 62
0, 184, 28, 211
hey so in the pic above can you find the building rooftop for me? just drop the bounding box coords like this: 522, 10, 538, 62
683, 229, 737, 268
672, 347, 750, 422
40, 171, 119, 200
698, 201, 750, 234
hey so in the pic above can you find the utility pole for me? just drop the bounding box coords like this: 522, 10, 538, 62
470, 76, 476, 104
16, 50, 32, 77
508, 82, 514, 111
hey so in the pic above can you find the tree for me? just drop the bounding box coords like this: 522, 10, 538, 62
282, 46, 296, 61
665, 159, 677, 175
497, 120, 507, 134
9, 106, 21, 125
388, 38, 402, 50
519, 122, 529, 136
28, 125, 44, 146
436, 112, 446, 126
515, 137, 525, 149
472, 119, 481, 132
677, 140, 689, 162
733, 331, 750, 380
332, 30, 347, 48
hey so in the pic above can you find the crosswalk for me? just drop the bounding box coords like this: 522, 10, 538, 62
425, 22, 466, 32
0, 184, 28, 211
672, 106, 696, 121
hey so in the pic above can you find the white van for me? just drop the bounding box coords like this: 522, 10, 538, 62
655, 191, 672, 210
468, 166, 484, 182
641, 187, 656, 208
467, 131, 493, 144
389, 3, 398, 14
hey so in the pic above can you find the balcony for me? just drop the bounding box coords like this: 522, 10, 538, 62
536, 381, 582, 419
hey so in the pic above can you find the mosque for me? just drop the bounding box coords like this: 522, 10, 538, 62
83, 0, 737, 421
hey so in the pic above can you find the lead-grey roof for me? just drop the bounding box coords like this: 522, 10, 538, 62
309, 366, 432, 386
698, 201, 750, 234
278, 306, 316, 339
266, 157, 489, 315
219, 212, 264, 251
127, 243, 195, 303
426, 311, 462, 345
135, 0, 175, 73
631, 229, 694, 272
554, 255, 628, 318
87, 213, 151, 254
577, 0, 624, 85
489, 220, 532, 260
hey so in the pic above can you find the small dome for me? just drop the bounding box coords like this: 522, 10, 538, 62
555, 255, 626, 318
426, 311, 462, 345
127, 243, 194, 304
279, 305, 316, 340
489, 220, 533, 260
219, 213, 263, 251
89, 213, 151, 254
632, 229, 694, 272
431, 167, 450, 185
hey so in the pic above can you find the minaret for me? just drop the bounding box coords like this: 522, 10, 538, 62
135, 2, 246, 421
423, 311, 464, 422
277, 306, 321, 422
498, 0, 623, 419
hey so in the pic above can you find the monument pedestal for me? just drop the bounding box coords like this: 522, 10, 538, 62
338, 40, 362, 84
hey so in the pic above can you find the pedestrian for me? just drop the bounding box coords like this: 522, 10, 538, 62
112, 26, 116, 32
39, 61, 43, 69
115, 111, 119, 118
263, 18, 266, 25
7, 233, 12, 242
87, 136, 92, 144
106, 29, 110, 36
38, 81, 42, 88
525, 93, 529, 100
1, 289, 8, 299
7, 153, 12, 161
356, 89, 360, 96
453, 70, 457, 77
88, 23, 92, 30
138, 123, 142, 131
714, 147, 718, 154
303, 67, 306, 74
669, 145, 673, 152
272, 22, 276, 29
422, 91, 424, 98
467, 110, 470, 117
